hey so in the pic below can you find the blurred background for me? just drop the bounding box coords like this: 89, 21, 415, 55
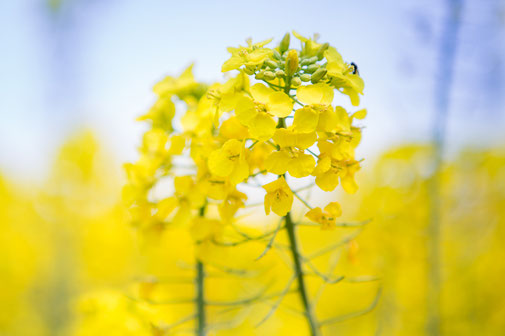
1, 0, 504, 335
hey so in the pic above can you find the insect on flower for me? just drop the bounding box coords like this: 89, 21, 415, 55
350, 62, 359, 75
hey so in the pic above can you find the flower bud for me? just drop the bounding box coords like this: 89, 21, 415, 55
279, 33, 290, 54
316, 43, 329, 60
291, 77, 302, 87
285, 50, 299, 76
305, 64, 319, 74
265, 59, 278, 69
311, 68, 327, 83
275, 69, 286, 77
300, 58, 310, 66
273, 50, 281, 60
255, 71, 265, 80
243, 67, 255, 75
263, 71, 276, 81
300, 74, 312, 82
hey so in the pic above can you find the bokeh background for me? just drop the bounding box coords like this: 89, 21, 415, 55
1, 0, 504, 335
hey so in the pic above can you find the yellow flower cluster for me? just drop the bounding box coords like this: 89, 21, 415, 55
124, 31, 366, 233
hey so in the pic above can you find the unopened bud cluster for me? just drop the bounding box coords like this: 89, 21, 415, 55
243, 33, 334, 87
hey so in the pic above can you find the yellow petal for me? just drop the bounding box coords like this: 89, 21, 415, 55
312, 156, 332, 175
297, 83, 334, 105
157, 197, 178, 219
265, 151, 291, 175
168, 135, 186, 155
262, 176, 288, 193
271, 191, 293, 216
341, 175, 358, 194
315, 171, 339, 191
288, 153, 315, 178
295, 131, 317, 149
324, 47, 344, 70
324, 202, 342, 217
174, 176, 193, 195
305, 207, 322, 222
219, 92, 240, 112
248, 113, 276, 141
222, 56, 244, 72
333, 106, 351, 133
247, 48, 272, 64
293, 107, 319, 133
317, 107, 337, 132
220, 117, 249, 140
208, 150, 233, 177
352, 108, 367, 120
235, 96, 257, 126
268, 91, 293, 118
251, 83, 273, 103
264, 194, 272, 215
229, 157, 249, 185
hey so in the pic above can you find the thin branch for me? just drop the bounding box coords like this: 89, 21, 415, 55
306, 230, 362, 260
306, 148, 319, 159
304, 258, 345, 284
125, 294, 194, 305
256, 217, 284, 260
165, 314, 197, 331
255, 275, 297, 327
293, 190, 313, 210
248, 140, 259, 149
297, 219, 372, 228
318, 287, 382, 326
313, 251, 341, 306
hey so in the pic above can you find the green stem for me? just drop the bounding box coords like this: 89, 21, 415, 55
196, 205, 206, 336
277, 74, 319, 335
285, 212, 320, 336
196, 260, 205, 336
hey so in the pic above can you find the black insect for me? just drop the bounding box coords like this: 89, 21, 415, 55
350, 62, 359, 75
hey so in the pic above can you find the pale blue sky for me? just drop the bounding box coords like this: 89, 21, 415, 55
0, 0, 504, 180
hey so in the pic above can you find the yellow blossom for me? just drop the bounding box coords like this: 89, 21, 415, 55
157, 176, 206, 227
265, 148, 315, 178
263, 176, 293, 216
324, 47, 364, 106
247, 142, 274, 174
292, 31, 323, 57
312, 141, 360, 193
208, 139, 249, 185
235, 83, 293, 141
219, 117, 249, 140
153, 64, 200, 100
273, 127, 317, 149
190, 217, 224, 242
293, 83, 334, 133
140, 128, 168, 156
167, 134, 186, 155
305, 202, 342, 230
219, 188, 247, 223
136, 96, 175, 131
206, 72, 250, 124
222, 38, 273, 72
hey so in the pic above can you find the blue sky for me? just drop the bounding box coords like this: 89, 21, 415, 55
0, 0, 504, 180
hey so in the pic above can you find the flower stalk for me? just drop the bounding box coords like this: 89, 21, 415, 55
196, 205, 207, 336
196, 260, 206, 336
285, 211, 320, 336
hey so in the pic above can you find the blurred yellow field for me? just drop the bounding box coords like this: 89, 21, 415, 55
1, 1, 504, 335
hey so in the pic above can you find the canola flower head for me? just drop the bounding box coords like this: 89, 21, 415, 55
118, 33, 369, 335
124, 32, 367, 245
